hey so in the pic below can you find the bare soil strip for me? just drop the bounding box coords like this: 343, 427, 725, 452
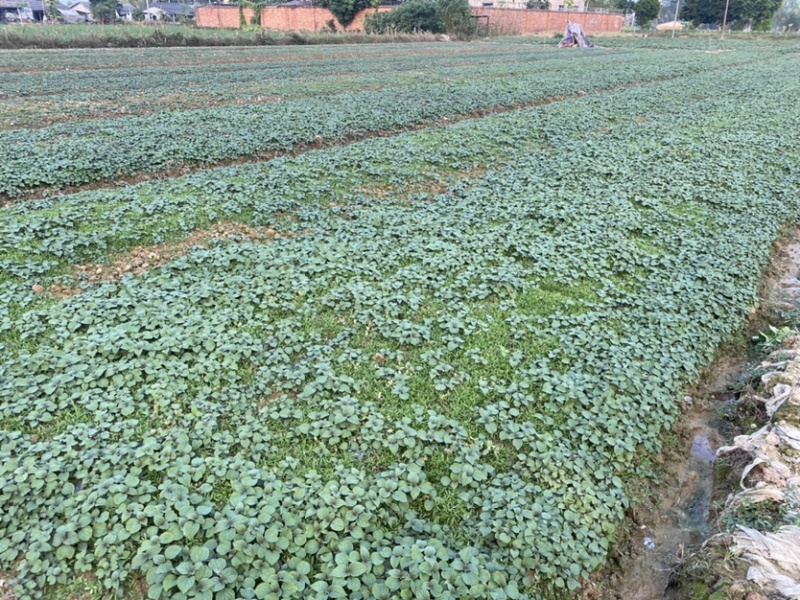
34, 222, 288, 298
31, 165, 482, 297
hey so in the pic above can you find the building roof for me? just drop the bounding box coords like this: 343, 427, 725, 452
150, 1, 195, 15
57, 7, 85, 20
68, 1, 92, 12
120, 2, 135, 11
0, 0, 45, 9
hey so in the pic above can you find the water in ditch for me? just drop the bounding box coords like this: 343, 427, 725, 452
600, 377, 741, 599
599, 234, 800, 600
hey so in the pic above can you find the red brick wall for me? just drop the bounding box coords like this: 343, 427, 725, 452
197, 5, 622, 34
472, 8, 623, 34
260, 6, 391, 32
196, 5, 254, 29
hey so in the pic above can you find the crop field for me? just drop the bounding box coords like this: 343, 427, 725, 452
0, 41, 769, 196
1, 39, 800, 599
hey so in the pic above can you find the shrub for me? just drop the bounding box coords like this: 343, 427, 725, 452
366, 1, 443, 33
365, 0, 475, 36
317, 0, 372, 26
526, 0, 549, 9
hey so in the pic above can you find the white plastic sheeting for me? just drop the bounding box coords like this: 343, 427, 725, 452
558, 21, 593, 48
734, 526, 800, 598
717, 338, 800, 597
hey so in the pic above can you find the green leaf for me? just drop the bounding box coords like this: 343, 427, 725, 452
191, 546, 210, 563
330, 518, 346, 532
177, 575, 194, 594
183, 522, 200, 541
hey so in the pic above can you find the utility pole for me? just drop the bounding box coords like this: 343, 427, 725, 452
671, 0, 680, 37
720, 0, 730, 38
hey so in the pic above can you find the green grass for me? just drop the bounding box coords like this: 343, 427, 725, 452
0, 22, 442, 49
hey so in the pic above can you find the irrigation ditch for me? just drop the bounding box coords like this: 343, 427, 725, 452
591, 228, 800, 600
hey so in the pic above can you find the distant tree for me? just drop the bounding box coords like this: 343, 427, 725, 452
45, 0, 61, 20
634, 0, 660, 24
681, 0, 780, 27
659, 0, 678, 21
680, 0, 729, 24
366, 0, 442, 31
740, 0, 782, 27
615, 0, 634, 13
91, 0, 119, 22
438, 0, 475, 32
365, 0, 474, 35
774, 0, 800, 28
586, 0, 621, 10
526, 0, 550, 9
316, 0, 371, 26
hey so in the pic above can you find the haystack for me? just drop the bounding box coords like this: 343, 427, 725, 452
655, 20, 683, 31
558, 21, 594, 47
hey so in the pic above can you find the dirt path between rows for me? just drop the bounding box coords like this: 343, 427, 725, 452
1, 55, 767, 208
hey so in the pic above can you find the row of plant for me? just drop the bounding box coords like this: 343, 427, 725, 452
1, 44, 626, 129
1, 51, 799, 599
573, 33, 800, 49
0, 41, 506, 73
0, 45, 759, 197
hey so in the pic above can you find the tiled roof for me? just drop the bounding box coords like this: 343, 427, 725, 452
150, 1, 195, 14
0, 0, 45, 9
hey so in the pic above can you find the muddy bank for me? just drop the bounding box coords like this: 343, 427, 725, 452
594, 231, 800, 600
597, 359, 749, 600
